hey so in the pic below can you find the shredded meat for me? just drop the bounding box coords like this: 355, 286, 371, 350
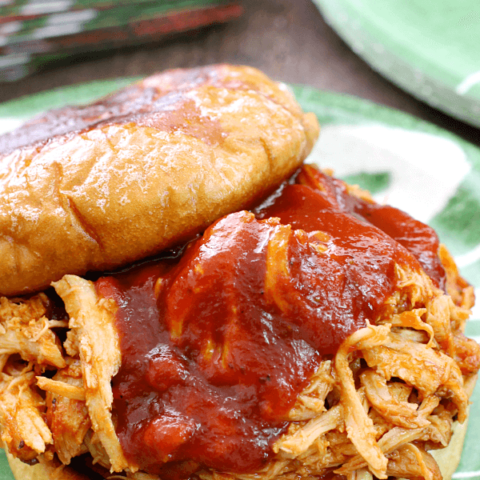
52, 275, 134, 473
44, 360, 91, 465
199, 262, 478, 480
0, 294, 65, 368
335, 325, 391, 478
0, 192, 478, 480
0, 364, 52, 462
287, 361, 335, 421
360, 370, 429, 429
439, 244, 475, 310
387, 443, 442, 480
38, 376, 86, 401
83, 430, 112, 470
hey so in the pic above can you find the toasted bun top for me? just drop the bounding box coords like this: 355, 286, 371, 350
0, 65, 319, 296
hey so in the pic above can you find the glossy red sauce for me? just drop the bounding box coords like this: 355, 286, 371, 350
95, 165, 444, 477
294, 165, 446, 289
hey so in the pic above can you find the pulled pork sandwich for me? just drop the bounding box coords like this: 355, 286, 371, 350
0, 65, 478, 480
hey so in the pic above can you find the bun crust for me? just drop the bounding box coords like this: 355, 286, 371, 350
0, 65, 319, 296
431, 410, 469, 480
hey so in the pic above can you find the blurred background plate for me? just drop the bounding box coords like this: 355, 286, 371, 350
1, 0, 236, 41
312, 0, 480, 128
0, 0, 165, 19
0, 0, 243, 81
0, 81, 479, 479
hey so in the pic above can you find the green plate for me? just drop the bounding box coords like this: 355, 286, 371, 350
313, 0, 480, 129
0, 81, 479, 479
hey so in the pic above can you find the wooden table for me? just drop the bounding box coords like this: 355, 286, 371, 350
1, 0, 478, 147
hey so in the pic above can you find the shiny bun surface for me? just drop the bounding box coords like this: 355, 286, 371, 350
0, 65, 319, 296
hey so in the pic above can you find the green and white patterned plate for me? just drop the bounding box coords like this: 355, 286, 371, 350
313, 0, 480, 129
0, 81, 479, 479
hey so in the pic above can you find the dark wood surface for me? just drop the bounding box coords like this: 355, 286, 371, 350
1, 0, 479, 147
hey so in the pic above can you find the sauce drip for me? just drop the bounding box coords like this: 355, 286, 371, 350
96, 165, 444, 477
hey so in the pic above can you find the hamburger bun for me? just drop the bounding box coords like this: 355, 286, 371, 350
430, 411, 470, 480
0, 65, 319, 297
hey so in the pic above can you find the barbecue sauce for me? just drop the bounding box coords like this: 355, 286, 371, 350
95, 165, 445, 477
294, 165, 445, 289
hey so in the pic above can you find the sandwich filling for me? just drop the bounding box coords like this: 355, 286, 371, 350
0, 165, 478, 480
99, 165, 438, 475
